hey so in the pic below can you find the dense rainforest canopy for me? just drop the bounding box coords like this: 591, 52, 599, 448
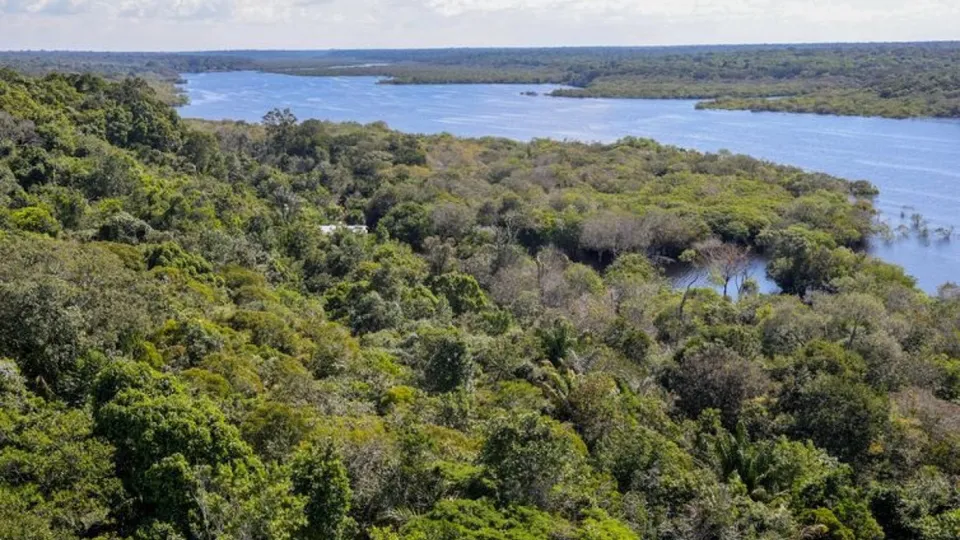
2, 70, 960, 540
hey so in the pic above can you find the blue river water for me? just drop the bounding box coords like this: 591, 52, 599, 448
180, 71, 960, 294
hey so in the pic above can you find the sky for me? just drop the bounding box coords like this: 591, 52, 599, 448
0, 0, 958, 51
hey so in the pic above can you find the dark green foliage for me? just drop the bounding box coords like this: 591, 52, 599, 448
0, 280, 85, 398
92, 362, 306, 538
264, 108, 299, 154
1, 71, 959, 540
97, 211, 154, 244
181, 129, 226, 177
291, 442, 353, 540
380, 202, 432, 249
415, 326, 475, 393
93, 368, 252, 485
665, 342, 769, 427
761, 226, 859, 295
104, 78, 183, 152
604, 318, 652, 364
479, 413, 590, 509
0, 236, 159, 402
537, 318, 576, 367
782, 375, 890, 464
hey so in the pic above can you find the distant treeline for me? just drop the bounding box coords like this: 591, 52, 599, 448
0, 50, 253, 78
2, 44, 960, 118
0, 51, 254, 105
250, 44, 960, 119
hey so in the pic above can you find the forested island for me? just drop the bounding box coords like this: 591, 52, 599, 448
3, 43, 960, 119
247, 44, 960, 119
3, 70, 960, 540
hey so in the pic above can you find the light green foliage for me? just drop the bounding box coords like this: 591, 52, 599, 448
9, 206, 59, 235
386, 498, 638, 540
230, 310, 300, 354
241, 400, 312, 462
391, 498, 563, 540
144, 241, 215, 279
869, 465, 960, 538
0, 360, 122, 538
918, 509, 960, 540
576, 508, 640, 540
429, 272, 489, 315
303, 322, 359, 378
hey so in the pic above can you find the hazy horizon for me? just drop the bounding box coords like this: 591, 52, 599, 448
1, 0, 958, 51
4, 39, 960, 54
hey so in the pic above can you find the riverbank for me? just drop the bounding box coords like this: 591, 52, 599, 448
5, 44, 960, 119
179, 71, 960, 292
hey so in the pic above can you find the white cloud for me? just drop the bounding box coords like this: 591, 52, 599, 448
0, 0, 95, 14
0, 0, 957, 50
0, 0, 340, 21
116, 0, 233, 20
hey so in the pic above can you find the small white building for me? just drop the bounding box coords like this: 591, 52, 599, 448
319, 224, 369, 235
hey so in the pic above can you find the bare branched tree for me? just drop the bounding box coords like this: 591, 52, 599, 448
580, 211, 651, 263
695, 239, 753, 299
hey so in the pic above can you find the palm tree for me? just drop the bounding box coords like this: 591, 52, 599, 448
712, 422, 787, 502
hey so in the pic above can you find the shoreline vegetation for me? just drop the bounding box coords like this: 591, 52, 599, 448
0, 50, 253, 106
2, 42, 960, 119
5, 70, 960, 539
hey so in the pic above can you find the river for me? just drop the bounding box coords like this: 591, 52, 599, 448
179, 71, 960, 294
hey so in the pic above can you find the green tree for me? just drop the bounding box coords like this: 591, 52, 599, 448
665, 342, 769, 427
181, 129, 226, 177
0, 360, 123, 539
388, 498, 559, 540
380, 202, 432, 249
290, 442, 353, 540
761, 226, 858, 295
479, 413, 589, 509
241, 401, 312, 463
91, 362, 299, 536
429, 272, 489, 315
417, 326, 475, 393
10, 206, 60, 236
0, 280, 87, 400
783, 374, 889, 464
264, 108, 298, 153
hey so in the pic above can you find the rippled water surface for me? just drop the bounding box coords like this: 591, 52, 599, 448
180, 72, 960, 293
